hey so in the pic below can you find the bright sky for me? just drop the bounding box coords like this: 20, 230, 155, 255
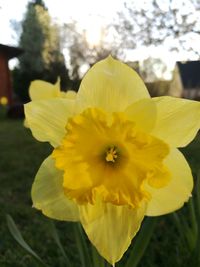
0, 0, 123, 46
0, 0, 124, 70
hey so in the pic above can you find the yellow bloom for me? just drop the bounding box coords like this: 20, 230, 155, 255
29, 78, 76, 101
24, 78, 76, 128
0, 96, 8, 105
25, 56, 199, 265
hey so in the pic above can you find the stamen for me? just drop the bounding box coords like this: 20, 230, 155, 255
106, 147, 118, 162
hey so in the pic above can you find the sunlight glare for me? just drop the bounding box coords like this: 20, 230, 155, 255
85, 19, 102, 47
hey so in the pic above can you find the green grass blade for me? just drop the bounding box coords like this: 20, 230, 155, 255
172, 213, 188, 247
125, 217, 157, 267
196, 171, 200, 221
91, 244, 106, 267
48, 221, 72, 266
173, 211, 195, 252
74, 222, 92, 267
187, 198, 198, 251
193, 172, 200, 265
188, 198, 198, 237
6, 214, 48, 267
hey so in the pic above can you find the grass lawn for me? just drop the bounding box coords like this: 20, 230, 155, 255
0, 107, 200, 267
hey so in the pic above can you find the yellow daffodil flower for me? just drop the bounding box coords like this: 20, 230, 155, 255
24, 78, 76, 127
29, 78, 76, 101
24, 56, 200, 265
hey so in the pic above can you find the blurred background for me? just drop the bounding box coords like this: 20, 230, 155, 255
1, 0, 200, 108
1, 1, 200, 266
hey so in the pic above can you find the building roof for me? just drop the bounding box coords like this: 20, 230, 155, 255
0, 44, 23, 59
177, 61, 200, 89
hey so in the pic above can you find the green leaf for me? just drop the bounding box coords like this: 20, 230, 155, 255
48, 220, 72, 266
6, 214, 48, 267
172, 212, 188, 248
74, 222, 93, 267
124, 217, 157, 267
188, 198, 198, 238
193, 172, 200, 265
196, 171, 200, 222
173, 211, 195, 251
91, 245, 106, 267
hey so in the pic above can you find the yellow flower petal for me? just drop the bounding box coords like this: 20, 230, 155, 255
151, 96, 200, 147
146, 148, 193, 216
125, 98, 156, 133
76, 56, 149, 113
79, 201, 146, 265
32, 156, 79, 221
59, 90, 77, 99
23, 119, 29, 128
29, 79, 60, 101
24, 98, 75, 147
65, 90, 77, 99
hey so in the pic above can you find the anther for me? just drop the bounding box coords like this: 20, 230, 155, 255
106, 147, 118, 162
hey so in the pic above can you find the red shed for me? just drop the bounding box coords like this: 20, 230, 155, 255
0, 44, 23, 105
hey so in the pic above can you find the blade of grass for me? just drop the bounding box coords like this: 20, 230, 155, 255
74, 222, 92, 267
173, 211, 195, 252
195, 171, 200, 221
173, 210, 196, 250
172, 212, 187, 246
48, 221, 72, 266
125, 217, 157, 267
188, 198, 198, 250
193, 172, 200, 265
6, 214, 48, 267
189, 198, 198, 237
91, 244, 106, 267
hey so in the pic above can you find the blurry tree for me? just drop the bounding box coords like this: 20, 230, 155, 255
13, 0, 70, 102
62, 21, 119, 84
115, 0, 200, 55
145, 65, 183, 97
61, 0, 200, 84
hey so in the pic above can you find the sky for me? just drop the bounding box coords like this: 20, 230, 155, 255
0, 0, 123, 46
0, 0, 200, 80
0, 0, 124, 70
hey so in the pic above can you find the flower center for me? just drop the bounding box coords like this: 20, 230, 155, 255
52, 107, 170, 207
105, 147, 118, 163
